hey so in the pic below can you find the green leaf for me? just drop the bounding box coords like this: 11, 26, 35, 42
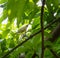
31, 33, 41, 51
52, 0, 59, 7
33, 0, 39, 4
7, 0, 17, 22
9, 38, 15, 48
25, 51, 34, 58
1, 39, 7, 52
2, 29, 10, 38
23, 40, 33, 50
44, 49, 53, 58
17, 0, 27, 27
44, 40, 53, 48
44, 32, 52, 39
28, 6, 39, 22
17, 46, 27, 53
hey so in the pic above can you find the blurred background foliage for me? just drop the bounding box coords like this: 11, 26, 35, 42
0, 0, 60, 58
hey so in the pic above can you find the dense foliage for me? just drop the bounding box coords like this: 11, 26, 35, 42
0, 0, 60, 58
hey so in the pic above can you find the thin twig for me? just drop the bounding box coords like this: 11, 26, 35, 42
40, 0, 45, 58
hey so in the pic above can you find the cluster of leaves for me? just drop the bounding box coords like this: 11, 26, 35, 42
0, 0, 60, 58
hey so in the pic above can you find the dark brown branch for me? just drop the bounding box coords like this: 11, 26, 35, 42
45, 45, 60, 58
40, 0, 45, 58
49, 23, 60, 42
48, 48, 60, 58
32, 52, 39, 58
1, 18, 60, 58
45, 24, 60, 58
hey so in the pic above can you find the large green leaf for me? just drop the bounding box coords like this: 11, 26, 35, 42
7, 0, 17, 22
17, 0, 27, 27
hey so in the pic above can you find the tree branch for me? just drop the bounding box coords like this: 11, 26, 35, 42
32, 52, 39, 58
40, 0, 46, 58
45, 23, 60, 58
48, 48, 60, 58
49, 24, 60, 42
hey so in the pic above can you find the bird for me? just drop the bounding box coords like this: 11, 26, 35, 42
16, 24, 28, 34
